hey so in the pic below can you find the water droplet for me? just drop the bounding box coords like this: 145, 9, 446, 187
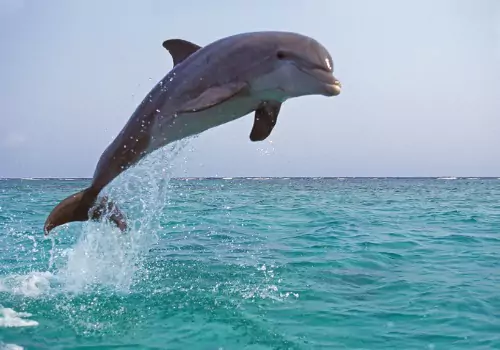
156, 109, 160, 113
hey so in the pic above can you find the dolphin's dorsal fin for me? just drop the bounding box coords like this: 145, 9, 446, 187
162, 39, 202, 66
249, 101, 282, 141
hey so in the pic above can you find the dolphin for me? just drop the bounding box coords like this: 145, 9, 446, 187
43, 31, 342, 235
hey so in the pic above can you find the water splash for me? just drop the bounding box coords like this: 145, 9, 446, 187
255, 139, 276, 157
48, 139, 192, 294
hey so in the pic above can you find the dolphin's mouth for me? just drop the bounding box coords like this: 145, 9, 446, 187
324, 81, 342, 96
300, 66, 342, 96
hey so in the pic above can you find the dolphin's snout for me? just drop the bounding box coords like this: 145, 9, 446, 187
332, 79, 342, 95
322, 76, 341, 97
324, 81, 341, 96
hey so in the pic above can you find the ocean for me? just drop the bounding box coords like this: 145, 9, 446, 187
0, 174, 499, 349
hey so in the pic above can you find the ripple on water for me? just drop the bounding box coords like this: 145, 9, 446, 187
0, 178, 499, 348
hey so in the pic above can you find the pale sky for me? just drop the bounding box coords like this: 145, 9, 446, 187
0, 0, 499, 178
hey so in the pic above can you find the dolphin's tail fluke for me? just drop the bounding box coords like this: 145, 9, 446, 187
43, 187, 127, 235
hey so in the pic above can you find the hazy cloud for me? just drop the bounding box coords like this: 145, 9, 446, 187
1, 132, 26, 149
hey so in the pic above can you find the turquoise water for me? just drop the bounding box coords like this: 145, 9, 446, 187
1, 175, 499, 349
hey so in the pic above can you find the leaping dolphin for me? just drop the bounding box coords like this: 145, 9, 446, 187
43, 31, 342, 235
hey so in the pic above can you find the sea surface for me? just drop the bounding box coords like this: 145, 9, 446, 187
0, 173, 499, 348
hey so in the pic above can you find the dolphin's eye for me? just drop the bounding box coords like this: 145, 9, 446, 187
276, 51, 286, 60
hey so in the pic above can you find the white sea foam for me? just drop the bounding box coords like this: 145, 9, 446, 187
0, 343, 24, 350
0, 306, 38, 328
0, 271, 53, 297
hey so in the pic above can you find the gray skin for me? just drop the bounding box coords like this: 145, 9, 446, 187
43, 31, 342, 235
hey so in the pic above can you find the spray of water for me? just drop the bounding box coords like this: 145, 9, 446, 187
49, 139, 192, 294
1, 74, 197, 299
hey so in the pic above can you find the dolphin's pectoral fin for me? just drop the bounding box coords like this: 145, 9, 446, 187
249, 101, 282, 141
177, 82, 248, 113
162, 39, 202, 66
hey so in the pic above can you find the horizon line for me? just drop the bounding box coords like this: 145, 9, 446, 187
1, 176, 499, 180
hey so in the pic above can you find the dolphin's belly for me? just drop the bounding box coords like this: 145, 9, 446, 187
149, 96, 260, 150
